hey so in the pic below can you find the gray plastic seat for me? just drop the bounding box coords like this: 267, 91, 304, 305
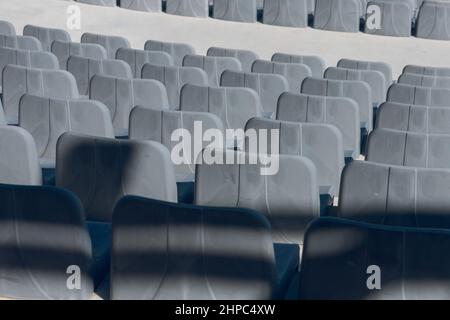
387, 83, 450, 106
366, 128, 450, 169
417, 0, 450, 40
51, 41, 107, 70
277, 92, 361, 158
377, 101, 450, 135
0, 126, 42, 186
0, 47, 59, 92
81, 33, 131, 59
299, 217, 450, 299
129, 107, 224, 182
116, 48, 173, 78
263, 0, 308, 28
145, 40, 195, 67
89, 75, 169, 137
245, 118, 344, 196
0, 184, 93, 300
398, 73, 450, 89
213, 0, 258, 23
271, 53, 325, 78
23, 25, 71, 51
221, 70, 289, 117
195, 150, 320, 246
207, 47, 259, 72
0, 20, 15, 36
338, 161, 450, 229
165, 0, 209, 17
67, 56, 133, 96
324, 67, 386, 106
2, 65, 79, 125
111, 196, 275, 300
364, 0, 413, 37
19, 95, 115, 169
56, 133, 178, 222
338, 58, 393, 89
0, 35, 43, 51
313, 0, 360, 33
301, 77, 373, 132
403, 64, 450, 77
76, 0, 116, 6
180, 84, 264, 130
119, 0, 162, 11
252, 60, 312, 93
183, 55, 242, 87
141, 64, 208, 109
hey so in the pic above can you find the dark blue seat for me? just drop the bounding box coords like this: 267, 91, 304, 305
0, 184, 93, 299
110, 196, 285, 299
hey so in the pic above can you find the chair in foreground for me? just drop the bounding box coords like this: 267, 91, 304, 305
110, 196, 276, 300
300, 217, 450, 299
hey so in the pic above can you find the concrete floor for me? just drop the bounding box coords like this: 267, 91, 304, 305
2, 0, 450, 78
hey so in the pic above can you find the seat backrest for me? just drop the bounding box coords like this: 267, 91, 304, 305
89, 75, 169, 137
366, 128, 450, 169
183, 55, 242, 87
119, 0, 162, 11
141, 64, 208, 109
272, 53, 325, 78
313, 0, 360, 32
0, 126, 42, 186
144, 40, 195, 66
77, 0, 116, 6
0, 184, 93, 300
325, 67, 386, 105
338, 58, 393, 88
376, 101, 450, 135
129, 107, 224, 182
364, 0, 412, 37
0, 20, 16, 36
81, 32, 131, 59
19, 94, 115, 162
277, 92, 360, 159
338, 160, 450, 228
252, 60, 312, 93
180, 84, 264, 130
2, 65, 79, 125
51, 40, 107, 70
213, 0, 258, 23
195, 150, 320, 246
0, 35, 43, 51
221, 70, 289, 116
111, 196, 275, 300
301, 77, 373, 131
165, 0, 209, 18
263, 0, 308, 28
417, 0, 450, 40
56, 133, 178, 222
207, 47, 259, 72
116, 48, 173, 78
245, 117, 344, 196
398, 73, 450, 90
67, 56, 132, 96
300, 217, 450, 299
23, 25, 71, 51
0, 47, 59, 87
387, 83, 450, 106
403, 64, 450, 77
